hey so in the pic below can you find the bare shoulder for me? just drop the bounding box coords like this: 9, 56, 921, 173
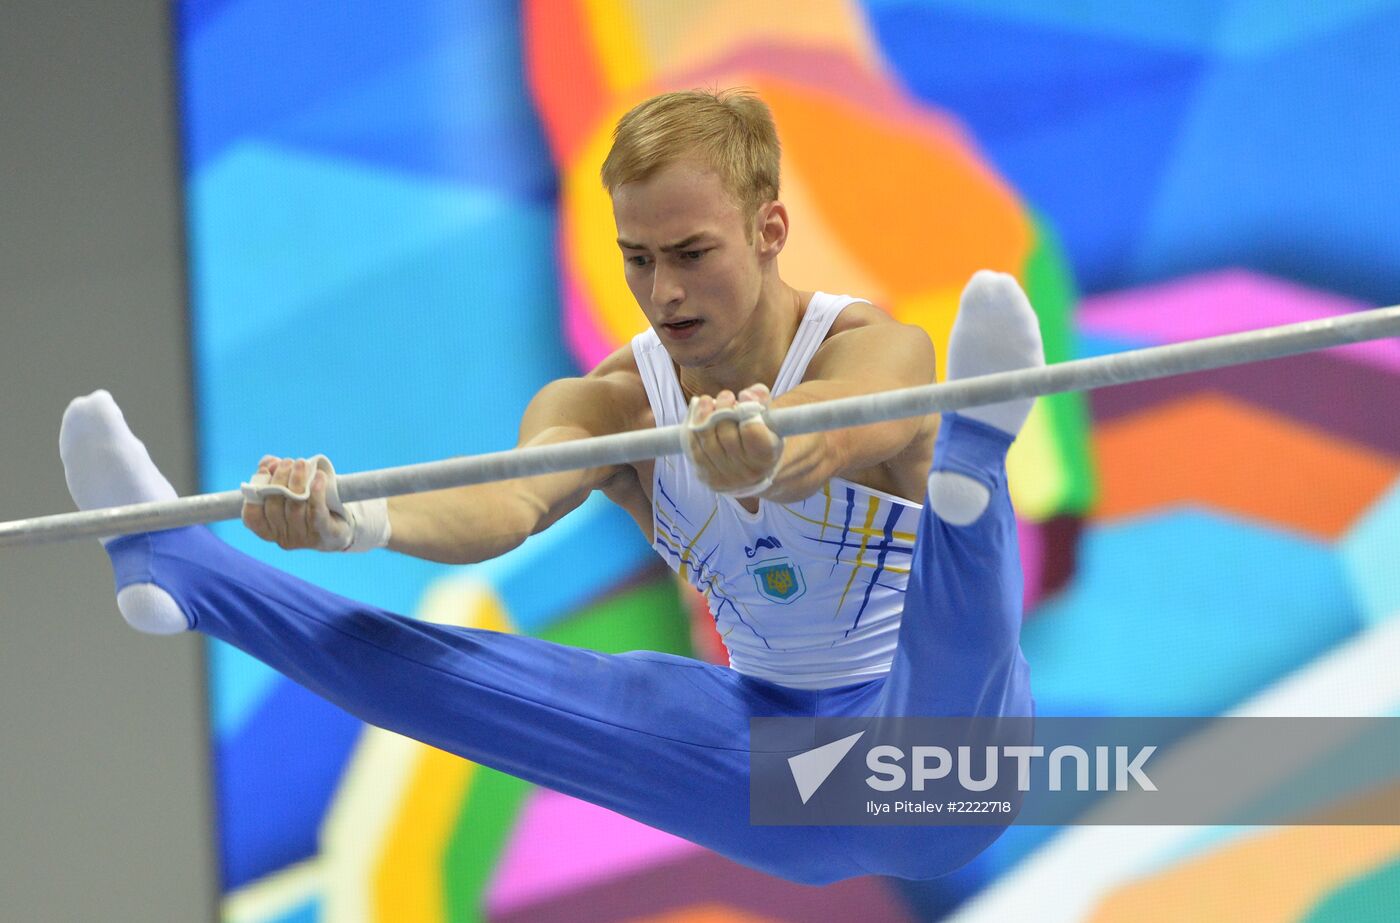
828, 298, 903, 334
519, 344, 650, 445
804, 297, 939, 500
587, 341, 645, 383
585, 343, 651, 423
808, 298, 936, 379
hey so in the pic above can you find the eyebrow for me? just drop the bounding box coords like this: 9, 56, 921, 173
616, 234, 709, 252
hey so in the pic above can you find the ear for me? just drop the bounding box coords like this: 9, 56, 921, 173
754, 200, 789, 260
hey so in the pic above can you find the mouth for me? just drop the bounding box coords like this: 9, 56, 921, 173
660, 318, 703, 339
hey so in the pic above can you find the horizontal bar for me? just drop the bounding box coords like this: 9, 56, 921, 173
3, 304, 1398, 549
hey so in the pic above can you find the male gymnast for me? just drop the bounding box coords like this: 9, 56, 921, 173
60, 89, 1041, 884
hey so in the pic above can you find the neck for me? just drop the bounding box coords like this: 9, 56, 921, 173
677, 276, 805, 400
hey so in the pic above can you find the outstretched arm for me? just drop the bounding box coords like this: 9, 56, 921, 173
243, 371, 642, 564
763, 309, 935, 501
386, 373, 640, 563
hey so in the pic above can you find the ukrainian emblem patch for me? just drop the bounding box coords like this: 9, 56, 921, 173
748, 558, 807, 604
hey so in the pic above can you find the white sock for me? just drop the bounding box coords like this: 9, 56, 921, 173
928, 271, 1045, 525
59, 390, 190, 634
946, 270, 1045, 436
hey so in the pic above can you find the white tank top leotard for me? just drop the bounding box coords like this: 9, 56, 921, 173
631, 292, 922, 690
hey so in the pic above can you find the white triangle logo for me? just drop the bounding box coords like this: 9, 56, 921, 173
788, 731, 866, 804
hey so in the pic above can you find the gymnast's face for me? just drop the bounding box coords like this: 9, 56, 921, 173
612, 158, 782, 367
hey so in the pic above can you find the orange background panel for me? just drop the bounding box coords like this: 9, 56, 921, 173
759, 79, 1030, 299
1093, 394, 1400, 539
1089, 826, 1400, 923
524, 0, 613, 161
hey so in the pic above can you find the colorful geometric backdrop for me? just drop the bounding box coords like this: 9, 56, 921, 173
175, 1, 1400, 921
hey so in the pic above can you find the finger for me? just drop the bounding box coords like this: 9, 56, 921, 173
302, 474, 321, 545
270, 457, 293, 485
691, 394, 716, 425
283, 459, 312, 547
687, 397, 739, 484
704, 421, 767, 486
241, 456, 276, 538
263, 459, 291, 539
684, 395, 717, 455
688, 396, 736, 460
710, 392, 742, 456
739, 382, 772, 404
309, 470, 342, 548
687, 395, 765, 488
738, 415, 783, 464
690, 394, 742, 441
247, 455, 283, 488
689, 418, 727, 476
288, 457, 312, 494
714, 395, 770, 472
712, 391, 780, 483
709, 413, 754, 470
241, 498, 272, 540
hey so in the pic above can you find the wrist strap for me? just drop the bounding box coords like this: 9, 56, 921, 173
343, 496, 391, 552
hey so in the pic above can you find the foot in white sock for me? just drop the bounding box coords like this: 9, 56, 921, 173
59, 390, 190, 634
946, 270, 1045, 436
929, 271, 1045, 525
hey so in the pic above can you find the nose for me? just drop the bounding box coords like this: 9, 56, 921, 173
650, 262, 683, 310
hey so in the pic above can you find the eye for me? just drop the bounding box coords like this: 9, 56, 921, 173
626, 254, 651, 268
681, 249, 706, 261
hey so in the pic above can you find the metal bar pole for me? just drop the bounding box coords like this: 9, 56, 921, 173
3, 305, 1398, 549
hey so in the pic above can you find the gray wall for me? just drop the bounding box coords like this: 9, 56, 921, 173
0, 2, 216, 919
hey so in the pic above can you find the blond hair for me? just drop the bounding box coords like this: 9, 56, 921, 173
601, 88, 781, 230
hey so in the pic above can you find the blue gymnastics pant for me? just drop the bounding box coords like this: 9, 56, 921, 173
104, 413, 1032, 885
